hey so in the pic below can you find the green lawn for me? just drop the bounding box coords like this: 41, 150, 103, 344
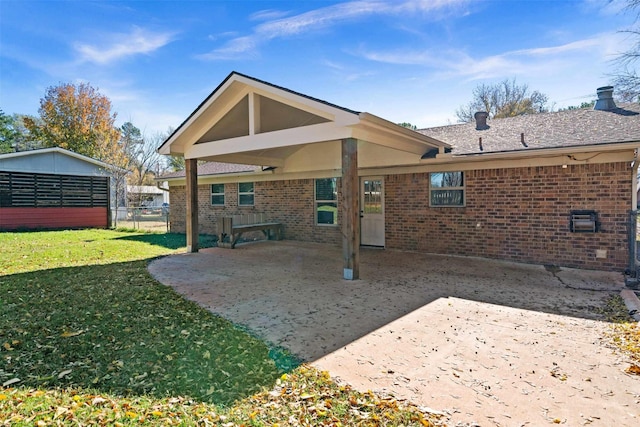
0, 229, 443, 426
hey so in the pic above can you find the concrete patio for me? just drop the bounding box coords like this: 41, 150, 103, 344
148, 241, 639, 426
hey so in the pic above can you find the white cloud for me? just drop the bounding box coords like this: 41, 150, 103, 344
249, 9, 291, 21
198, 0, 466, 60
75, 26, 175, 65
359, 32, 629, 81
202, 36, 259, 60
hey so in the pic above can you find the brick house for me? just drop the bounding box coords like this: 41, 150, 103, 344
158, 72, 640, 278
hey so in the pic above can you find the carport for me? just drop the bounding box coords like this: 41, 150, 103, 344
158, 71, 449, 279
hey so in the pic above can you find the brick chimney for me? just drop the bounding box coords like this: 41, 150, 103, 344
594, 86, 617, 111
474, 111, 489, 130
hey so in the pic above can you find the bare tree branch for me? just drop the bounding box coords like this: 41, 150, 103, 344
455, 79, 548, 122
612, 0, 640, 101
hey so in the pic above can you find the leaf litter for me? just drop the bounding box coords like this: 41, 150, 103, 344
0, 229, 444, 426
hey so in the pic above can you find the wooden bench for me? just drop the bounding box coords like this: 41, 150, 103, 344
217, 213, 283, 249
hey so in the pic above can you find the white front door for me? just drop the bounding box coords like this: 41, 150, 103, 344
360, 177, 385, 246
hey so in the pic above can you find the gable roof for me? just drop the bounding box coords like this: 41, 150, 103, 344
158, 71, 448, 168
159, 72, 359, 154
419, 103, 640, 155
0, 147, 126, 173
0, 147, 118, 168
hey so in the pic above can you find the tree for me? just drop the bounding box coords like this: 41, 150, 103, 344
0, 110, 18, 153
558, 101, 595, 111
397, 122, 417, 130
24, 82, 121, 162
110, 121, 144, 217
168, 155, 185, 171
455, 79, 548, 122
127, 130, 167, 207
0, 111, 44, 153
120, 122, 144, 157
11, 114, 44, 152
612, 0, 640, 101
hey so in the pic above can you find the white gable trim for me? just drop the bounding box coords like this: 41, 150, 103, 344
158, 72, 449, 163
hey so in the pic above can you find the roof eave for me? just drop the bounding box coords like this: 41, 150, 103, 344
156, 169, 266, 182
424, 140, 640, 164
358, 112, 450, 149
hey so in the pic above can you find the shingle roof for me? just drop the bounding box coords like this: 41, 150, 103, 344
418, 103, 640, 155
159, 162, 258, 179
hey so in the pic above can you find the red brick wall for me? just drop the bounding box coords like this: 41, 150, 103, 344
385, 163, 631, 270
169, 179, 342, 245
169, 161, 632, 270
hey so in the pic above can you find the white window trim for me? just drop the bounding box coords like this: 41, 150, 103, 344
238, 182, 255, 207
315, 178, 338, 227
211, 183, 225, 206
429, 171, 465, 207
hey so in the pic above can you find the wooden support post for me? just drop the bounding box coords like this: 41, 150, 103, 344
186, 158, 199, 253
341, 138, 359, 280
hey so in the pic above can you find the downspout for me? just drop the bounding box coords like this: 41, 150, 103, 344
156, 181, 170, 206
629, 151, 640, 278
632, 151, 639, 211
156, 182, 170, 193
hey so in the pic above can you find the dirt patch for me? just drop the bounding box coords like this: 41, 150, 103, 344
149, 241, 639, 426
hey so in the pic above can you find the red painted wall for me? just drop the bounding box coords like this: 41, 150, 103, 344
0, 207, 107, 230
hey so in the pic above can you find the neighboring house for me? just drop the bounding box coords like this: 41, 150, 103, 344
127, 185, 169, 207
0, 147, 124, 230
158, 72, 640, 278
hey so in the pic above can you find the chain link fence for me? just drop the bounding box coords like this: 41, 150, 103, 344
112, 205, 170, 232
625, 210, 640, 289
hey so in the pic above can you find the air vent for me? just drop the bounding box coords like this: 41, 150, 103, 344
570, 210, 598, 233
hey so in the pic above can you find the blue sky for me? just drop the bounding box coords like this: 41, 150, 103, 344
0, 0, 635, 135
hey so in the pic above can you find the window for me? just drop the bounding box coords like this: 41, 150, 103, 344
315, 178, 337, 225
430, 172, 464, 206
238, 182, 254, 206
211, 184, 225, 206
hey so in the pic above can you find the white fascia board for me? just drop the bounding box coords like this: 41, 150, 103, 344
359, 112, 450, 148
185, 122, 353, 159
353, 124, 433, 155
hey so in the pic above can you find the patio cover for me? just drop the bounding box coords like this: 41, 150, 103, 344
158, 71, 450, 279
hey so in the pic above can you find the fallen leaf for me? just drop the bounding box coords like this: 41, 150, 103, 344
54, 406, 69, 419
92, 397, 107, 406
58, 369, 72, 379
61, 330, 84, 338
625, 364, 640, 375
2, 378, 20, 387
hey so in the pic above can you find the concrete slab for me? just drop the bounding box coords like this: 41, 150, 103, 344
621, 289, 640, 321
148, 241, 639, 426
